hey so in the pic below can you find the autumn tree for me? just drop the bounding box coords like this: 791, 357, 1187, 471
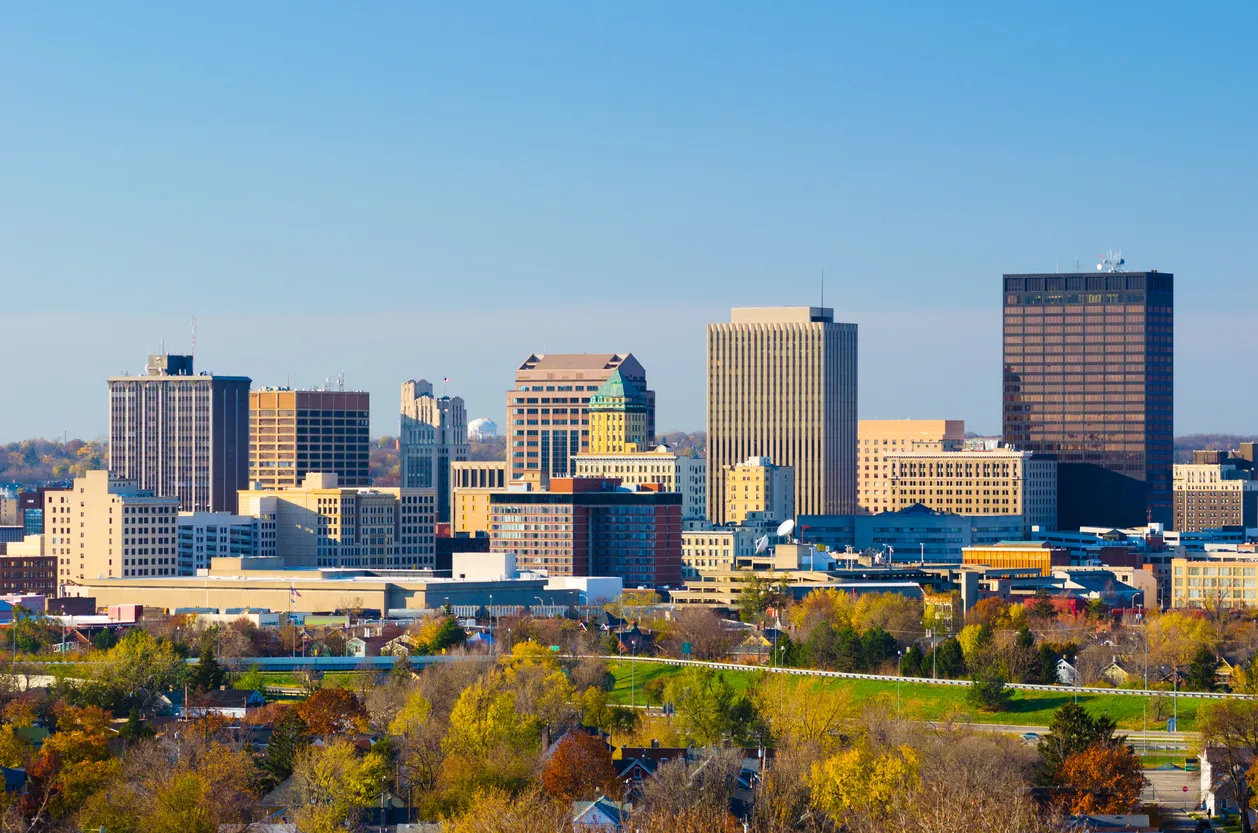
663, 668, 764, 746
1037, 703, 1123, 785
23, 705, 117, 823
658, 607, 733, 661
540, 731, 619, 803
296, 687, 369, 735
756, 676, 854, 752
292, 738, 390, 833
1056, 744, 1147, 814
852, 592, 925, 641
91, 629, 187, 714
789, 587, 855, 634
738, 575, 788, 624
442, 787, 570, 833
811, 744, 921, 827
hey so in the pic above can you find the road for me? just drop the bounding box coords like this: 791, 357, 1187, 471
1144, 768, 1201, 812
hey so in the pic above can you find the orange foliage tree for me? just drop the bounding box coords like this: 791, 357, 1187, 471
540, 731, 620, 803
297, 688, 369, 735
1057, 744, 1147, 814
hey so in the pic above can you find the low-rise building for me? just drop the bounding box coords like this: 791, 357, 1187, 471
800, 505, 1026, 563
0, 535, 56, 596
962, 541, 1070, 576
1170, 557, 1258, 609
450, 461, 509, 536
682, 527, 760, 576
858, 419, 966, 514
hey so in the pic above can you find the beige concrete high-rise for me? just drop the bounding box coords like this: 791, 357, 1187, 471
400, 379, 469, 523
707, 307, 857, 522
858, 419, 966, 513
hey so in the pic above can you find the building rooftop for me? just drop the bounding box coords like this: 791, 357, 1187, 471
515, 353, 644, 374
729, 306, 833, 324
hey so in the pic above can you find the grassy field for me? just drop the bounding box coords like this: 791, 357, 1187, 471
255, 670, 375, 689
604, 661, 1203, 732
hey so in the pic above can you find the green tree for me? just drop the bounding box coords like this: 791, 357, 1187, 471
1037, 703, 1122, 782
117, 706, 154, 742
966, 673, 1012, 712
859, 626, 896, 669
263, 708, 309, 788
1183, 645, 1220, 692
664, 668, 764, 746
93, 629, 186, 714
738, 575, 787, 623
189, 644, 226, 694
233, 664, 265, 692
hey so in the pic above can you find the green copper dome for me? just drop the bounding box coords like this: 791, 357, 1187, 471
589, 369, 648, 412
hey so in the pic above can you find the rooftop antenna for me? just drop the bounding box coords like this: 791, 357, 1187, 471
337, 371, 345, 391
821, 269, 825, 309
191, 316, 196, 363
1097, 250, 1125, 272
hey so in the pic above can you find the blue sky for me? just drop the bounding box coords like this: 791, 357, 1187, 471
2, 3, 1255, 441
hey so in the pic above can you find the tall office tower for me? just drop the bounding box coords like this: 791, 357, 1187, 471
507, 354, 655, 482
46, 470, 180, 585
250, 389, 371, 489
587, 370, 650, 453
858, 420, 966, 513
1002, 269, 1173, 528
400, 379, 469, 523
108, 354, 250, 512
707, 307, 858, 522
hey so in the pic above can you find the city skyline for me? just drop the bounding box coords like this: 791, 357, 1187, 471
3, 4, 1256, 441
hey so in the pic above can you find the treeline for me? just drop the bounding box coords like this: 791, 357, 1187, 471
1174, 433, 1258, 463
0, 438, 107, 486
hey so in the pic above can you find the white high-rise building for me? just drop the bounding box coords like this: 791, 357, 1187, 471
400, 379, 469, 524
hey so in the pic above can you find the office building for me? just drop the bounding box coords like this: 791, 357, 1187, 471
177, 512, 257, 574
250, 388, 370, 490
108, 354, 250, 512
707, 307, 857, 522
0, 494, 19, 528
1002, 269, 1174, 528
881, 448, 1056, 532
239, 473, 436, 569
400, 379, 469, 523
800, 505, 1026, 563
587, 369, 651, 454
961, 541, 1070, 577
1170, 558, 1258, 609
722, 456, 794, 525
487, 478, 682, 586
0, 536, 57, 596
1173, 447, 1258, 532
507, 353, 655, 482
451, 461, 510, 536
858, 419, 966, 513
572, 445, 706, 524
46, 470, 180, 585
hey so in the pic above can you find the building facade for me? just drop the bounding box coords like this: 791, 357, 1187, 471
0, 536, 56, 595
400, 379, 469, 523
450, 461, 510, 536
487, 478, 682, 586
961, 541, 1070, 576
46, 470, 180, 585
681, 527, 761, 577
881, 448, 1057, 532
108, 354, 250, 512
177, 512, 257, 575
707, 307, 857, 523
1170, 558, 1258, 609
507, 353, 655, 482
587, 369, 651, 454
858, 419, 966, 514
722, 456, 794, 525
250, 389, 370, 490
1173, 451, 1258, 533
1002, 270, 1174, 528
800, 505, 1027, 563
238, 473, 436, 569
572, 446, 706, 524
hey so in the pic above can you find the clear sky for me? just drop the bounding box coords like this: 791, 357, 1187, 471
2, 3, 1255, 442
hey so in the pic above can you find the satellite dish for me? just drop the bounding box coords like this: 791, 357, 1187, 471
754, 535, 769, 554
776, 519, 795, 538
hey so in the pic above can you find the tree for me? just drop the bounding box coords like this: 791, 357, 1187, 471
1198, 700, 1258, 833
852, 592, 925, 640
663, 668, 764, 746
188, 644, 225, 694
117, 706, 153, 742
810, 744, 921, 825
789, 587, 855, 634
966, 597, 1011, 628
540, 731, 619, 803
1184, 645, 1221, 692
233, 663, 265, 692
860, 626, 897, 670
92, 629, 186, 714
1026, 589, 1058, 621
292, 739, 390, 833
739, 575, 787, 624
1056, 744, 1147, 814
409, 615, 468, 655
660, 607, 732, 661
967, 673, 1012, 712
1037, 703, 1122, 781
263, 707, 308, 788
296, 687, 368, 735
443, 787, 570, 833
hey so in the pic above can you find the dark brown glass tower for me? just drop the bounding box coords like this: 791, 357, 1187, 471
1002, 271, 1173, 529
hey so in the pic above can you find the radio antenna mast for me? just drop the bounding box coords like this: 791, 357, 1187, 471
191, 316, 196, 363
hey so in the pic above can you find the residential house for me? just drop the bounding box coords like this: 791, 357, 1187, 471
615, 626, 656, 656
573, 797, 629, 831
1056, 658, 1077, 686
1, 767, 24, 794
1099, 659, 1133, 687
1202, 745, 1253, 817
173, 689, 266, 719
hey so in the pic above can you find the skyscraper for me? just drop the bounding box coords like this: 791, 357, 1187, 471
707, 307, 858, 522
587, 369, 651, 454
1002, 269, 1173, 528
108, 354, 250, 512
249, 389, 370, 489
507, 354, 655, 482
400, 379, 469, 523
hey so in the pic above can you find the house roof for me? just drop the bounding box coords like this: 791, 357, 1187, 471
573, 797, 628, 825
174, 689, 263, 709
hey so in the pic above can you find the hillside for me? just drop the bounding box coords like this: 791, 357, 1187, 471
0, 438, 107, 487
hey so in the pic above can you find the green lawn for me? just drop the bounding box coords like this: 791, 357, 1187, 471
605, 662, 1203, 732
255, 670, 373, 689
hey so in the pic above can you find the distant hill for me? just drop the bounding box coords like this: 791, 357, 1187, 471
0, 438, 107, 487
659, 431, 705, 458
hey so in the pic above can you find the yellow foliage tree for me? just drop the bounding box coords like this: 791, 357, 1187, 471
810, 745, 920, 823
